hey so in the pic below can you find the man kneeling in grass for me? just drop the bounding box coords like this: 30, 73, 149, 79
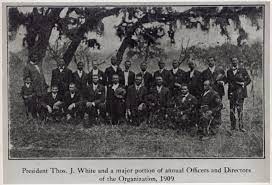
40, 84, 63, 122
63, 82, 84, 122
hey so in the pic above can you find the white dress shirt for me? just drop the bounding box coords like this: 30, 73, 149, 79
52, 93, 57, 99
209, 66, 215, 74
190, 70, 195, 78
77, 70, 83, 78
112, 65, 117, 72
156, 85, 162, 93
59, 67, 64, 73
70, 93, 75, 98
181, 93, 189, 103
203, 90, 210, 97
93, 83, 98, 91
233, 68, 238, 75
124, 71, 129, 86
112, 83, 119, 91
172, 68, 178, 74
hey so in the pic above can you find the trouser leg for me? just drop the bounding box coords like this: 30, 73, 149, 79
237, 99, 244, 129
229, 99, 236, 130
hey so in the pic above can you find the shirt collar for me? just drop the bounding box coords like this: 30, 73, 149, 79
25, 83, 30, 88
111, 65, 117, 71
173, 68, 178, 73
30, 61, 36, 65
209, 66, 215, 73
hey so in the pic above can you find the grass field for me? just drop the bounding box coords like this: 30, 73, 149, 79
8, 51, 264, 158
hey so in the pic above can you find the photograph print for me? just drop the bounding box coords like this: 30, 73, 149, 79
7, 5, 265, 158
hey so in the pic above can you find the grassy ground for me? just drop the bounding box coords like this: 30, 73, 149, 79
8, 52, 264, 158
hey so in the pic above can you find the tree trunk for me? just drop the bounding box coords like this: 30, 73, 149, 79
116, 37, 132, 62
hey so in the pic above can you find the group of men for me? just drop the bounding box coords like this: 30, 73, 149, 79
21, 53, 251, 139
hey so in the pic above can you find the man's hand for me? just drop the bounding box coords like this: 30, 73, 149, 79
47, 105, 52, 113
68, 103, 75, 110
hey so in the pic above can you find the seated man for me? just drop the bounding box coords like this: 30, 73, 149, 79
126, 74, 148, 126
199, 80, 223, 140
41, 84, 63, 121
20, 76, 37, 119
63, 82, 84, 121
169, 84, 198, 131
106, 74, 126, 125
146, 75, 170, 127
84, 74, 105, 127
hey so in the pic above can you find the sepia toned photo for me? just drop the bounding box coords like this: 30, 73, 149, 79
7, 4, 265, 159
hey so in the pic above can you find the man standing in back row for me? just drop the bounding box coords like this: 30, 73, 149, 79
104, 56, 123, 86
227, 57, 251, 132
137, 62, 153, 91
201, 57, 226, 99
153, 60, 173, 88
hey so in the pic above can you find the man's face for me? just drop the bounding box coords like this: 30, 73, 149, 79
111, 57, 117, 66
140, 63, 147, 71
203, 81, 210, 91
231, 58, 238, 68
77, 62, 84, 70
158, 61, 165, 69
92, 75, 99, 84
124, 61, 131, 70
51, 87, 59, 94
188, 62, 195, 70
93, 60, 98, 69
69, 84, 76, 93
30, 55, 38, 63
172, 60, 179, 69
181, 86, 188, 95
135, 76, 142, 86
156, 77, 163, 86
208, 57, 215, 67
58, 60, 65, 68
112, 75, 119, 84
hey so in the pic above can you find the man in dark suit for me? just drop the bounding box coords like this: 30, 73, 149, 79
120, 60, 135, 88
184, 61, 202, 100
126, 74, 148, 126
88, 59, 105, 86
72, 61, 88, 95
153, 60, 173, 88
20, 76, 37, 119
169, 84, 198, 131
63, 82, 84, 121
226, 57, 251, 132
51, 58, 73, 96
84, 74, 106, 127
23, 54, 48, 119
199, 80, 223, 140
170, 59, 186, 98
201, 57, 227, 99
147, 75, 170, 125
104, 56, 123, 86
137, 62, 153, 91
41, 84, 63, 121
106, 74, 126, 125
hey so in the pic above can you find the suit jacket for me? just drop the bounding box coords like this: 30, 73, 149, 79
226, 68, 251, 99
201, 67, 226, 97
200, 89, 222, 116
137, 71, 153, 91
87, 69, 105, 85
106, 84, 126, 113
184, 70, 202, 98
84, 84, 105, 106
51, 68, 73, 95
42, 93, 63, 108
120, 71, 135, 87
174, 93, 198, 115
153, 69, 173, 87
21, 84, 36, 98
104, 66, 123, 86
23, 63, 48, 96
72, 70, 88, 92
126, 85, 148, 110
170, 68, 186, 96
63, 91, 82, 109
148, 86, 170, 109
